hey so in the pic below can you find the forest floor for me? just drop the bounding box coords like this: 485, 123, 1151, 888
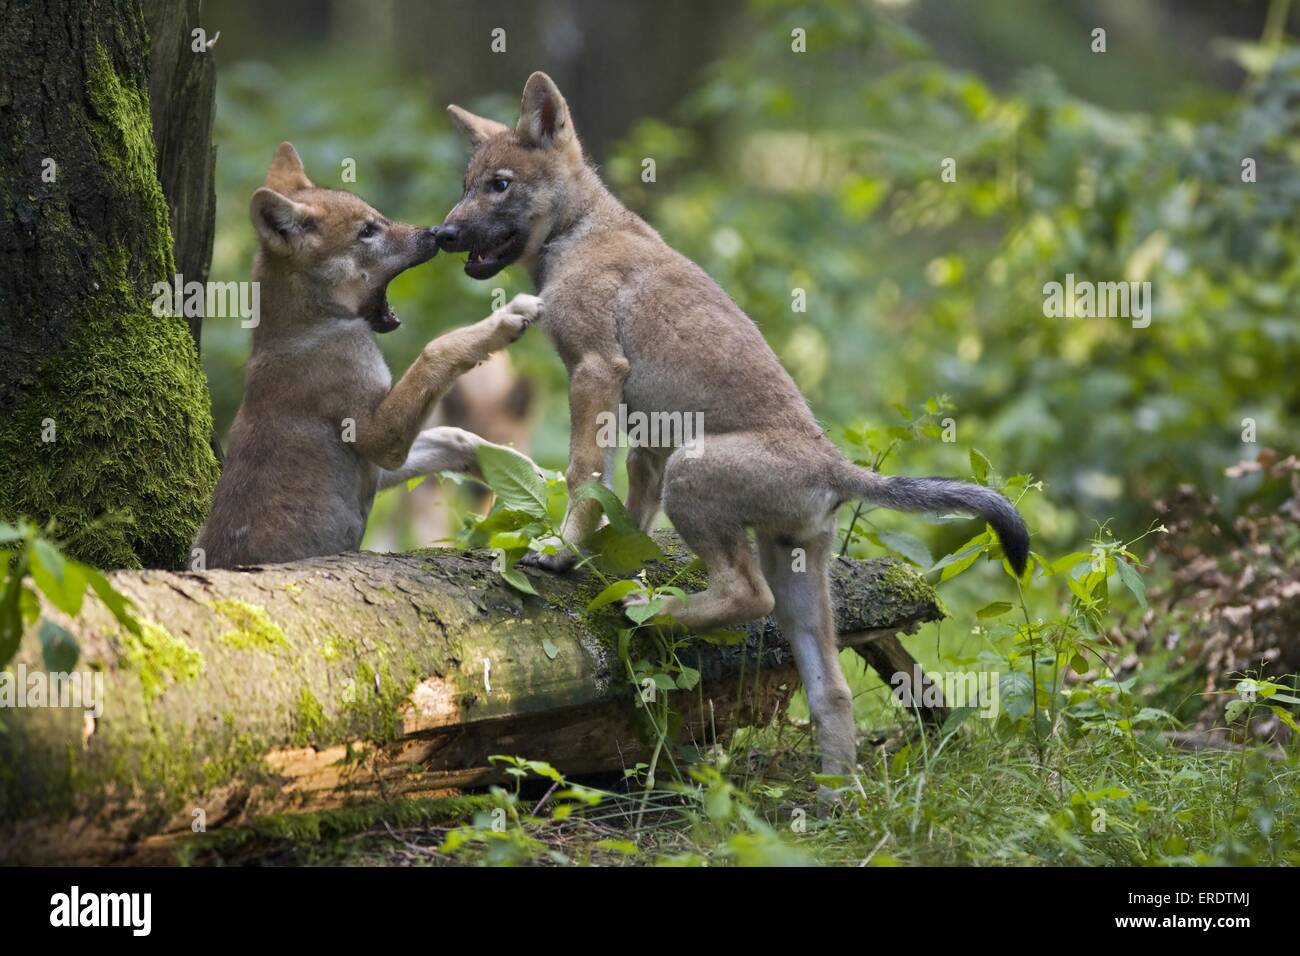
182, 714, 1298, 867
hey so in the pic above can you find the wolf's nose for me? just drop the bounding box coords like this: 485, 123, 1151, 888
436, 224, 460, 251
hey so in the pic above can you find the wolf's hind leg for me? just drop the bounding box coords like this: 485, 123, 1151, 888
758, 528, 857, 792
625, 446, 666, 533
634, 524, 774, 631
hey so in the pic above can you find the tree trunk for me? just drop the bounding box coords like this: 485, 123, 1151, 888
0, 0, 220, 570
142, 0, 225, 466
0, 533, 943, 863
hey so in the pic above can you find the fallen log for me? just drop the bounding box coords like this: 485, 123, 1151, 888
0, 533, 942, 863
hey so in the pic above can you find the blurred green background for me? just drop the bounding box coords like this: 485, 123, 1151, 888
201, 0, 1298, 624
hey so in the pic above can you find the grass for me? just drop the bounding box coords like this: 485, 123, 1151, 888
190, 693, 1297, 866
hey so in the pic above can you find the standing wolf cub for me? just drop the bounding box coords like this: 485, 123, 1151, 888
438, 75, 1028, 788
194, 143, 541, 569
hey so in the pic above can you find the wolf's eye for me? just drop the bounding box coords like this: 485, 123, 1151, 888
358, 222, 377, 240
490, 178, 510, 194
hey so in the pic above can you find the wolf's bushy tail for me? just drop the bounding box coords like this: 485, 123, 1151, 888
835, 464, 1029, 576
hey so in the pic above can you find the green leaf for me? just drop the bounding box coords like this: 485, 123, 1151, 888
0, 524, 23, 547
874, 530, 933, 569
1225, 698, 1250, 723
541, 637, 559, 660
572, 484, 639, 534
586, 579, 642, 612
0, 576, 24, 670
476, 444, 548, 518
500, 565, 538, 596
970, 448, 991, 485
1269, 705, 1299, 733
29, 539, 86, 618
976, 601, 1013, 620
587, 524, 664, 576
38, 618, 79, 672
1113, 556, 1147, 610
571, 485, 665, 575
625, 597, 665, 625
1051, 551, 1093, 576
677, 665, 701, 690
928, 531, 989, 576
83, 566, 139, 634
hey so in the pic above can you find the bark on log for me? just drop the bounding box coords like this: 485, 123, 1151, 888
0, 533, 942, 863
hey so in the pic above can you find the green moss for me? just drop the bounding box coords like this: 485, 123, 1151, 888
86, 44, 172, 283
120, 620, 205, 699
293, 688, 327, 746
0, 44, 219, 570
879, 562, 943, 613
213, 599, 289, 652
342, 659, 419, 744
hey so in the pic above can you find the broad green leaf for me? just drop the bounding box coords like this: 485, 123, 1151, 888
586, 579, 642, 612
1269, 705, 1299, 733
928, 531, 989, 575
587, 524, 664, 576
938, 543, 986, 581
541, 637, 559, 660
83, 566, 139, 634
476, 444, 548, 518
1051, 552, 1093, 576
1114, 556, 1147, 610
874, 530, 933, 569
625, 597, 665, 625
30, 540, 86, 617
572, 483, 639, 534
0, 577, 23, 670
38, 618, 79, 672
976, 601, 1013, 620
500, 565, 538, 596
677, 665, 701, 690
970, 448, 991, 485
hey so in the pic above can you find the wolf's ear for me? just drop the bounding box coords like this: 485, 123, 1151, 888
250, 187, 313, 255
516, 72, 578, 155
446, 105, 510, 148
265, 142, 313, 192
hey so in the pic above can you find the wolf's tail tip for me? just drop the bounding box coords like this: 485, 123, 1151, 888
998, 520, 1030, 578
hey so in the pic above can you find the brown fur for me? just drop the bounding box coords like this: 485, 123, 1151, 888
194, 143, 541, 569
439, 76, 1026, 795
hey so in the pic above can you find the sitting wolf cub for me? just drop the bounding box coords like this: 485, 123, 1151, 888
195, 143, 541, 569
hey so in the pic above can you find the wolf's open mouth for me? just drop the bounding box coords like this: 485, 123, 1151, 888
366, 292, 400, 334
465, 232, 523, 280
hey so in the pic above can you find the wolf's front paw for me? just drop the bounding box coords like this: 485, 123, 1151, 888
490, 294, 543, 346
520, 537, 578, 573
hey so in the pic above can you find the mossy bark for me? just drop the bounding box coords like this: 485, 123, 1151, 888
0, 533, 942, 863
0, 0, 220, 569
